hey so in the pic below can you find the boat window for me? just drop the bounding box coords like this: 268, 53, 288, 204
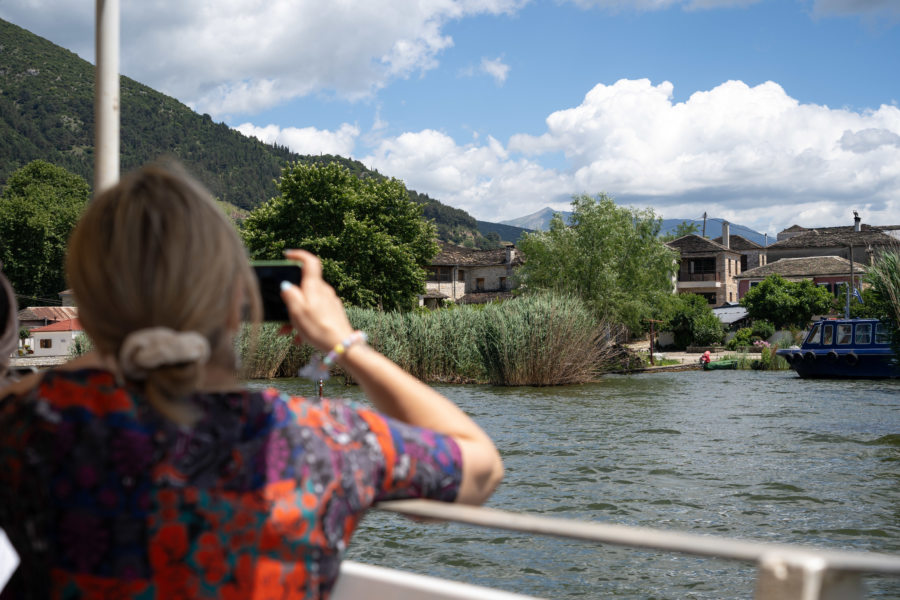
855, 323, 872, 345
875, 322, 893, 345
822, 324, 833, 345
805, 323, 821, 345
836, 324, 852, 345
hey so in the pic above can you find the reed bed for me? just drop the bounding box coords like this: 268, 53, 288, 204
474, 294, 610, 386
238, 294, 616, 385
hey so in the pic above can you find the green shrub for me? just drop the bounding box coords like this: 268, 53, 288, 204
68, 332, 93, 357
750, 320, 775, 340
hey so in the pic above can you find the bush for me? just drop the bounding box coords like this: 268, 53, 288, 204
663, 294, 725, 349
68, 332, 93, 357
750, 320, 775, 340
726, 327, 753, 351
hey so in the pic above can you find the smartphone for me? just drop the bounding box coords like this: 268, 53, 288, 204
251, 260, 302, 321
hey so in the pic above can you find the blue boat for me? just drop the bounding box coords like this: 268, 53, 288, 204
776, 318, 899, 378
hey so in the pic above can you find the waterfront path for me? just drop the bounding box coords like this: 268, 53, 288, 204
623, 340, 733, 372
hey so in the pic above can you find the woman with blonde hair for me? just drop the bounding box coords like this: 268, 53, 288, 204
0, 163, 502, 599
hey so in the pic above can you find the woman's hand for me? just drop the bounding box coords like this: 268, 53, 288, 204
279, 249, 355, 354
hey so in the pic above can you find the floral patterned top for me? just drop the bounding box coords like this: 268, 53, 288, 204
0, 368, 462, 599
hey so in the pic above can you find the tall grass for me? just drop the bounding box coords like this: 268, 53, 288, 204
867, 250, 900, 323
474, 294, 609, 385
236, 323, 295, 379
346, 305, 486, 383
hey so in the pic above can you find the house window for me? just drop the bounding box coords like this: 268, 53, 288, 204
457, 269, 465, 282
427, 266, 452, 282
749, 281, 760, 288
499, 277, 507, 290
700, 292, 717, 304
817, 282, 833, 295
475, 278, 485, 291
728, 292, 733, 302
741, 255, 748, 271
40, 339, 52, 349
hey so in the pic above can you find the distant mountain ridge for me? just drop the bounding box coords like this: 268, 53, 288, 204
0, 18, 519, 248
502, 207, 769, 246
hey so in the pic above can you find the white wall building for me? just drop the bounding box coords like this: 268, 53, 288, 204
30, 318, 82, 357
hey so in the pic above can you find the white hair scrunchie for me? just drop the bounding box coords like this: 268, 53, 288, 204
118, 327, 211, 380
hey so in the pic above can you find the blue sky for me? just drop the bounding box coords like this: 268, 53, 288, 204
2, 0, 899, 236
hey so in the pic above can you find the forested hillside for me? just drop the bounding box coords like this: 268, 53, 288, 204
0, 18, 523, 244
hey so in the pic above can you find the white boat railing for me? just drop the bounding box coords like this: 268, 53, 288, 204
330, 499, 900, 600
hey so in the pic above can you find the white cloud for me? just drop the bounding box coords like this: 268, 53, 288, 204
235, 123, 360, 157
480, 57, 510, 85
362, 78, 900, 233
363, 130, 570, 220
0, 0, 526, 118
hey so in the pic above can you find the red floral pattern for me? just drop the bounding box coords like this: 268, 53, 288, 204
0, 368, 462, 599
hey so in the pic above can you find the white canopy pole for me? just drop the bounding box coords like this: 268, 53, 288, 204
94, 0, 120, 195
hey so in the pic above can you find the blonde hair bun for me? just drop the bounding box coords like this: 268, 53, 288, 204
119, 327, 211, 380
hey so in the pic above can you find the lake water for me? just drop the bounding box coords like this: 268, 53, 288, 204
259, 370, 900, 599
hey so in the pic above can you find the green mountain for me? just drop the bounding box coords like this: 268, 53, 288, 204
0, 18, 525, 245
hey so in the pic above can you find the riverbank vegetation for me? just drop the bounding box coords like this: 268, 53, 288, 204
236, 294, 625, 385
864, 250, 900, 353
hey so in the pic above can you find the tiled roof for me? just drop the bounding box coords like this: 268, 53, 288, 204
17, 306, 79, 322
736, 256, 867, 279
767, 225, 895, 249
431, 242, 523, 267
31, 318, 82, 333
711, 235, 763, 251
666, 234, 739, 254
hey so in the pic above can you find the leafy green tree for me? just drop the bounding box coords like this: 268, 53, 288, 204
661, 220, 700, 242
242, 162, 439, 311
515, 194, 677, 334
661, 293, 724, 349
740, 274, 834, 329
0, 160, 90, 301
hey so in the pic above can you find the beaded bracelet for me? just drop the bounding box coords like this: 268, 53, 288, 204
298, 331, 368, 381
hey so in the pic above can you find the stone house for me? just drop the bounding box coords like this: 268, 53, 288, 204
768, 214, 899, 265
422, 242, 522, 307
665, 222, 744, 306
734, 256, 868, 300
29, 318, 82, 357
711, 234, 767, 272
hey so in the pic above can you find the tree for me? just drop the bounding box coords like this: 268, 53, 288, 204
242, 162, 439, 311
0, 160, 90, 301
660, 293, 724, 349
515, 193, 677, 334
862, 250, 900, 353
740, 274, 834, 329
661, 220, 700, 242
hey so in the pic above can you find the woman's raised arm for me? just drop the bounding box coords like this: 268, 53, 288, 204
280, 250, 503, 505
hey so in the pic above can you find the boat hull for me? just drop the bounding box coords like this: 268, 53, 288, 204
776, 348, 899, 379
